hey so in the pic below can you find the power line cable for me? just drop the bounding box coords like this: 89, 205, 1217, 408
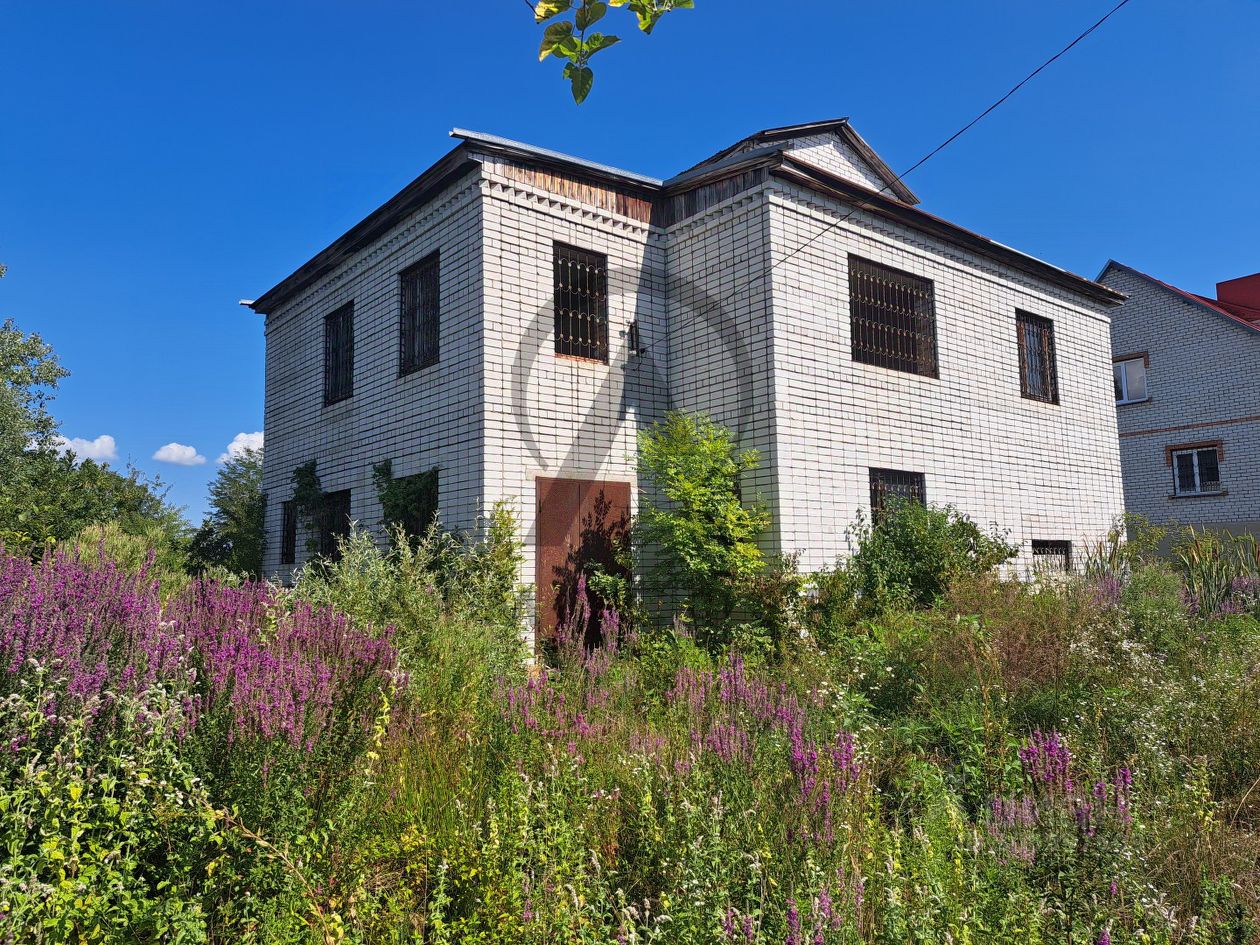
632, 0, 1136, 362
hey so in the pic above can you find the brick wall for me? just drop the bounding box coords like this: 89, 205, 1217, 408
260, 137, 1128, 595
767, 178, 1125, 573
477, 157, 669, 642
732, 132, 888, 194
1100, 264, 1260, 532
260, 168, 486, 578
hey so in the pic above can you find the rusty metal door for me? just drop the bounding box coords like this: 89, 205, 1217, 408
535, 477, 630, 642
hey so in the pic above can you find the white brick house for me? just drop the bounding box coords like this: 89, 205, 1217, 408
1098, 261, 1260, 535
250, 118, 1126, 629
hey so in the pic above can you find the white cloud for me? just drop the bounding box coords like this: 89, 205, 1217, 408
53, 434, 118, 462
217, 431, 263, 464
152, 442, 207, 466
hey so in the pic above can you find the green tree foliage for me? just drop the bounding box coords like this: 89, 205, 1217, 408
0, 305, 187, 553
372, 458, 439, 547
534, 0, 694, 103
0, 316, 66, 457
188, 447, 265, 578
636, 411, 770, 639
844, 499, 1017, 612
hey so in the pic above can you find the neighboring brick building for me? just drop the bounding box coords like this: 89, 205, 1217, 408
250, 119, 1127, 632
1098, 261, 1260, 535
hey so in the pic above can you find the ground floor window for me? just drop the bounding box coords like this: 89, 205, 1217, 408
318, 489, 353, 560
280, 500, 296, 564
1170, 445, 1222, 496
869, 468, 926, 523
1032, 539, 1072, 574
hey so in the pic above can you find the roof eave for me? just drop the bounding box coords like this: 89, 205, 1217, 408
450, 128, 662, 192
249, 145, 479, 315
774, 157, 1123, 306
1100, 260, 1260, 335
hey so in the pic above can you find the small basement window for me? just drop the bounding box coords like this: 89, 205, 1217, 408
1016, 310, 1059, 404
1171, 446, 1222, 496
869, 468, 926, 523
849, 256, 938, 378
1032, 540, 1072, 574
554, 243, 609, 363
1113, 356, 1147, 404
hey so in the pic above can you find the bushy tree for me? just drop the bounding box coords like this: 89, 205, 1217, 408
845, 500, 1017, 612
189, 448, 265, 578
636, 411, 770, 639
0, 307, 186, 552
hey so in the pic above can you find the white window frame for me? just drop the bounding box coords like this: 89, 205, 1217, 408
1113, 356, 1148, 405
1171, 447, 1222, 496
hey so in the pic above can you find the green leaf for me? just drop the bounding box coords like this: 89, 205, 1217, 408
569, 65, 595, 104
575, 0, 607, 30
534, 0, 573, 23
583, 32, 621, 56
539, 20, 575, 61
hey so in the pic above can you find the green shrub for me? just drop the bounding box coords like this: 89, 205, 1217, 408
635, 411, 771, 645
845, 501, 1017, 612
0, 679, 219, 943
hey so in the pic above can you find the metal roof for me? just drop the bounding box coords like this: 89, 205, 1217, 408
450, 128, 664, 189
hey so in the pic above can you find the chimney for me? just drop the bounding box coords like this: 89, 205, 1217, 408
1216, 272, 1260, 314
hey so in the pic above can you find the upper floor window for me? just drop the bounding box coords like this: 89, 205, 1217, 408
280, 500, 297, 565
318, 489, 353, 560
324, 303, 354, 405
849, 256, 938, 378
1032, 539, 1072, 574
400, 253, 440, 374
1113, 355, 1148, 405
555, 243, 609, 363
1170, 444, 1222, 496
869, 467, 926, 523
1016, 311, 1059, 404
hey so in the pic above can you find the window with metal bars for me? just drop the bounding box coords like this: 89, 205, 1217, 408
554, 243, 609, 362
324, 303, 354, 405
318, 489, 352, 561
1172, 446, 1222, 496
1016, 310, 1059, 404
849, 256, 938, 377
400, 253, 440, 374
869, 468, 926, 523
1032, 540, 1072, 574
280, 500, 296, 565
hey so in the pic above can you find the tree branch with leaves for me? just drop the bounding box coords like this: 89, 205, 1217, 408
534, 0, 694, 103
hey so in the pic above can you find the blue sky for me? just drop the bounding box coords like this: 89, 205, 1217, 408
2, 0, 1257, 521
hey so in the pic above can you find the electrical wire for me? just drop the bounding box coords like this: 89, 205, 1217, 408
631, 0, 1137, 362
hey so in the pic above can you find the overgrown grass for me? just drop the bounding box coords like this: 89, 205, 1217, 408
3, 508, 1260, 943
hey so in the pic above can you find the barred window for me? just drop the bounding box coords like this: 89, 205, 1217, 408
382, 469, 439, 542
280, 500, 296, 565
1171, 446, 1222, 496
869, 468, 926, 523
324, 303, 354, 405
400, 253, 440, 374
1017, 311, 1059, 404
1032, 540, 1072, 574
554, 243, 609, 362
318, 489, 352, 561
849, 256, 938, 377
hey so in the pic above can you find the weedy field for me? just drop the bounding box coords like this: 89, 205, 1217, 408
3, 500, 1260, 944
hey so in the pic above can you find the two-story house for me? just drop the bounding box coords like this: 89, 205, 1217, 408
250, 119, 1126, 635
1098, 261, 1260, 536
